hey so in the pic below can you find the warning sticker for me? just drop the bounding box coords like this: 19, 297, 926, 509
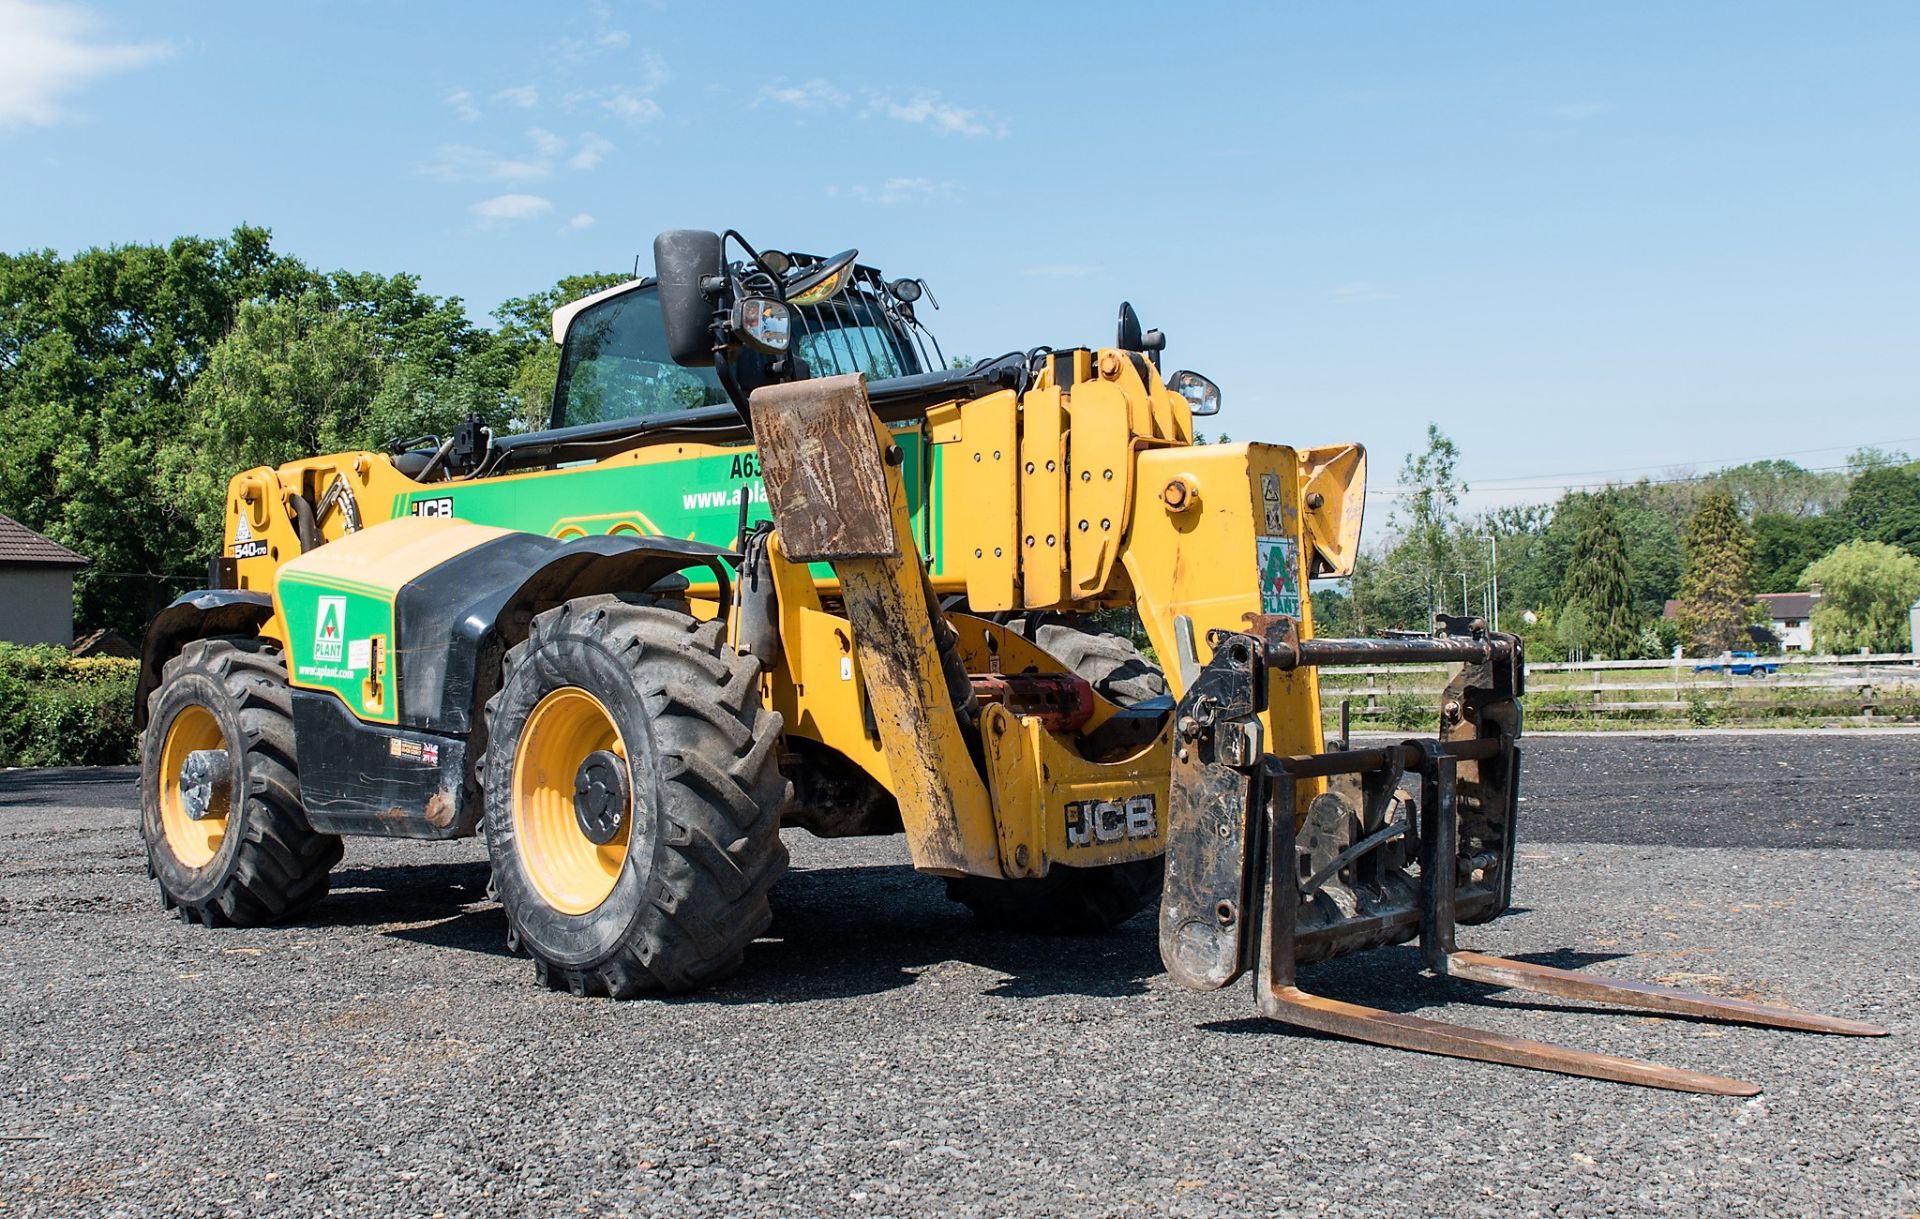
1260, 473, 1284, 534
1257, 536, 1301, 617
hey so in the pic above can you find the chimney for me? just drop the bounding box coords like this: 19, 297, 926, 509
1808, 582, 1824, 599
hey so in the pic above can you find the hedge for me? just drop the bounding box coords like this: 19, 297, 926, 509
0, 644, 140, 767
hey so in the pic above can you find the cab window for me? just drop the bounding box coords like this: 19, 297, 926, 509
552, 285, 730, 427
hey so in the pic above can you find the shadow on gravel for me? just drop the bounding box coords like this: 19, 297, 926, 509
285, 858, 1166, 1003
706, 863, 1164, 1005
0, 766, 140, 808
308, 860, 496, 925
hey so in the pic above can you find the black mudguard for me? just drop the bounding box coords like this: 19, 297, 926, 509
137, 590, 275, 729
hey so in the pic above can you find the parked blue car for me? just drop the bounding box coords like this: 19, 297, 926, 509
1693, 650, 1781, 676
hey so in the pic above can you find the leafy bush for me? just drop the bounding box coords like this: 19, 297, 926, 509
1385, 691, 1431, 731
0, 645, 139, 767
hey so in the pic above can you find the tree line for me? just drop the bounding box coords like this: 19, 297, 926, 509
5, 228, 1918, 653
1313, 427, 1920, 656
0, 227, 623, 636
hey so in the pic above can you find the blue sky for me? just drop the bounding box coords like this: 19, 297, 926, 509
3, 1, 1917, 515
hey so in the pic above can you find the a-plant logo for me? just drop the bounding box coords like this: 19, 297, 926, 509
314, 596, 346, 664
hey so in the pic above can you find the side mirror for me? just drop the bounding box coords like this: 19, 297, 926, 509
1116, 301, 1143, 351
653, 229, 723, 367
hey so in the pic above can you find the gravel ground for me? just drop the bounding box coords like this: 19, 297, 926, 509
1, 732, 1915, 1218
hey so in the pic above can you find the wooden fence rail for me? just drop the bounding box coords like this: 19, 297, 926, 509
1315, 652, 1920, 723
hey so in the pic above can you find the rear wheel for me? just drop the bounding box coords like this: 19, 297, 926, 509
141, 637, 342, 925
482, 594, 790, 996
947, 618, 1168, 933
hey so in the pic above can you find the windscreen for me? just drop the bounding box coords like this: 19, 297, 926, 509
553, 285, 731, 427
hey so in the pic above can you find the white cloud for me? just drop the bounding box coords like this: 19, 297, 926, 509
864, 89, 1003, 138
569, 132, 613, 170
0, 0, 172, 129
422, 142, 549, 182
444, 87, 480, 123
427, 129, 612, 180
494, 84, 539, 109
557, 26, 631, 61
568, 212, 595, 230
755, 77, 847, 110
601, 89, 662, 123
472, 193, 553, 221
1332, 280, 1399, 303
835, 177, 956, 206
1021, 264, 1100, 280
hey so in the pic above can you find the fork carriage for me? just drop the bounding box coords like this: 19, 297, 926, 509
1159, 615, 1883, 1095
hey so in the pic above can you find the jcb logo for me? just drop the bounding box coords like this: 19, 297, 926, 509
410, 497, 455, 518
1065, 795, 1157, 848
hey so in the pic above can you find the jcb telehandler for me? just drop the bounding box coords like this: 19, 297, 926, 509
138, 229, 1884, 1094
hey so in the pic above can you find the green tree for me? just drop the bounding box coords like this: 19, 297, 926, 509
160, 293, 388, 539
1558, 500, 1639, 658
0, 229, 316, 631
1841, 466, 1920, 558
1750, 511, 1854, 592
1506, 487, 1678, 622
1714, 459, 1848, 519
1388, 424, 1465, 624
1677, 489, 1755, 654
1803, 541, 1920, 653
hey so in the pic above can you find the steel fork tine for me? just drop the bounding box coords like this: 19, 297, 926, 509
1256, 982, 1762, 1095
1440, 950, 1888, 1037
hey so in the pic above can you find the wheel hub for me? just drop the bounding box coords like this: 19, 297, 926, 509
572, 749, 630, 846
179, 748, 232, 822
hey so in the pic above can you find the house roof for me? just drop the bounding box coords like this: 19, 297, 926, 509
1663, 591, 1822, 621
1756, 591, 1819, 619
0, 514, 87, 567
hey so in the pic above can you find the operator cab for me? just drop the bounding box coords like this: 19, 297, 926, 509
549, 254, 939, 430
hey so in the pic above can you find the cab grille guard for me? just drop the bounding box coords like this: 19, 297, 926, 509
1159, 615, 1885, 1095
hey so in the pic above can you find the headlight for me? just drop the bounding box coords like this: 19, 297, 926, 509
1167, 369, 1221, 416
733, 297, 790, 354
787, 261, 855, 307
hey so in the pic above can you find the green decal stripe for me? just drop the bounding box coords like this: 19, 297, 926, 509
392, 429, 938, 570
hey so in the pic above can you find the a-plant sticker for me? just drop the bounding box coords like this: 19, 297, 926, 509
1257, 537, 1301, 617
314, 596, 346, 664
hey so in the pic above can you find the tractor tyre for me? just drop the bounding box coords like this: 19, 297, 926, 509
947, 619, 1167, 933
481, 594, 790, 997
141, 636, 343, 926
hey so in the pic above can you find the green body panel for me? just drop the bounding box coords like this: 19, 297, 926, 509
392, 428, 946, 578
276, 570, 399, 725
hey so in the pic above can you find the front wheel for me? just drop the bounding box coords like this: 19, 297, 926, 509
140, 637, 342, 926
481, 594, 790, 997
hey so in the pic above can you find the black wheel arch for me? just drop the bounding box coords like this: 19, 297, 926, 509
137, 590, 275, 731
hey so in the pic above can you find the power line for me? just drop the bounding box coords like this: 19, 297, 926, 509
1364, 455, 1893, 501
1466, 435, 1920, 488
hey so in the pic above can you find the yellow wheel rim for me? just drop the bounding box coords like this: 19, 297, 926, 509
158, 704, 228, 868
511, 687, 632, 915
